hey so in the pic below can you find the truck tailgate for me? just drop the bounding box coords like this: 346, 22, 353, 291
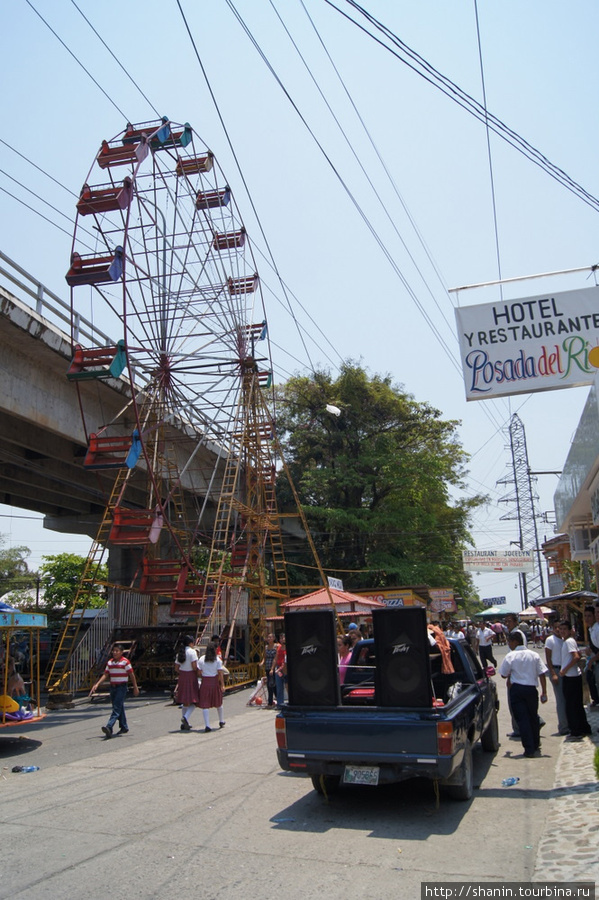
282, 707, 439, 756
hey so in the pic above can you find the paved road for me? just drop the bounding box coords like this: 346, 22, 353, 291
0, 651, 583, 900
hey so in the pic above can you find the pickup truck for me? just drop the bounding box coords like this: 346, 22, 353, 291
276, 635, 499, 801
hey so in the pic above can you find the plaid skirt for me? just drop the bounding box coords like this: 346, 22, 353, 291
176, 669, 201, 706
198, 674, 223, 709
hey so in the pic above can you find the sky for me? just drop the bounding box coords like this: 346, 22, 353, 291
1, 0, 598, 608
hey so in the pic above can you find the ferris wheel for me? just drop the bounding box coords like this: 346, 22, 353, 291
48, 118, 288, 692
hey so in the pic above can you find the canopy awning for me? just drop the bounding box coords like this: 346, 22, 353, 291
535, 590, 597, 616
0, 601, 47, 628
281, 587, 386, 614
519, 605, 555, 618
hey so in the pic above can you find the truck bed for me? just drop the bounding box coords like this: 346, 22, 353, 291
275, 638, 499, 799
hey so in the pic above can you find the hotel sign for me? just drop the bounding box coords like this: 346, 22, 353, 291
455, 286, 599, 401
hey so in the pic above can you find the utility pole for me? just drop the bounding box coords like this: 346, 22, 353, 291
497, 414, 546, 608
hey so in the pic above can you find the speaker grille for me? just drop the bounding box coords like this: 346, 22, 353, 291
373, 608, 433, 707
285, 611, 340, 706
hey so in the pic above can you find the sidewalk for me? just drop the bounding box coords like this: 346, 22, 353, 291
533, 706, 599, 882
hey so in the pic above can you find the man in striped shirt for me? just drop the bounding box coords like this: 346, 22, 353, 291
90, 644, 139, 738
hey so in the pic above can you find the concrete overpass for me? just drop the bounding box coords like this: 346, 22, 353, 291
0, 251, 224, 572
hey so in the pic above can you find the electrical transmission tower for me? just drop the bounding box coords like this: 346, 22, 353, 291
497, 413, 546, 608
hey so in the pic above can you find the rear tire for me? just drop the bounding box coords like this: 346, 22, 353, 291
446, 742, 473, 801
311, 774, 341, 796
481, 709, 499, 752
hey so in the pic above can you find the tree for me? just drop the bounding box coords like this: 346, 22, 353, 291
39, 553, 108, 611
275, 363, 484, 599
561, 559, 597, 594
0, 535, 34, 597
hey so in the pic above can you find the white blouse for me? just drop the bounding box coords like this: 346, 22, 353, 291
176, 646, 198, 672
198, 656, 223, 677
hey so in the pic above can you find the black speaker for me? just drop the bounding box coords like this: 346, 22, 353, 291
373, 607, 433, 707
284, 610, 340, 706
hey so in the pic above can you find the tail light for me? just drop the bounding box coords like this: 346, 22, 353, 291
275, 715, 287, 750
437, 721, 454, 756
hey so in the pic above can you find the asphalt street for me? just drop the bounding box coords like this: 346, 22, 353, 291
0, 647, 588, 900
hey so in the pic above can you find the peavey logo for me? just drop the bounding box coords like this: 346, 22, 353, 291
301, 644, 318, 656
391, 642, 411, 655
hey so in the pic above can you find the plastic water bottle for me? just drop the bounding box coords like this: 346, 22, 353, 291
501, 776, 519, 786
12, 765, 40, 773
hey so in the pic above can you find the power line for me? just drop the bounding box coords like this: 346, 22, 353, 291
69, 0, 161, 118
327, 0, 599, 213
222, 0, 464, 375
0, 138, 78, 199
24, 0, 129, 120
175, 0, 319, 374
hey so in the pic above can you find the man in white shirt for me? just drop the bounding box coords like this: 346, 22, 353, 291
499, 631, 548, 757
544, 621, 568, 735
504, 613, 527, 646
477, 624, 497, 669
503, 613, 529, 736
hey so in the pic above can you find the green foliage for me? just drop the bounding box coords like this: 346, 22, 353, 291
0, 535, 34, 596
190, 545, 231, 574
561, 560, 597, 593
276, 363, 485, 599
40, 553, 108, 610
594, 746, 599, 781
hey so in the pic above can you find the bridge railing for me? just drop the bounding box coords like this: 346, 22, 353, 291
0, 249, 113, 347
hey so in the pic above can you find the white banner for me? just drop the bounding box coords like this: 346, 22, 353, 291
462, 550, 534, 573
327, 576, 344, 591
455, 286, 599, 400
482, 596, 507, 606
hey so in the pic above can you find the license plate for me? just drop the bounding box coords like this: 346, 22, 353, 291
343, 765, 380, 786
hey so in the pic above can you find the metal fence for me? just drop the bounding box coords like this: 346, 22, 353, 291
0, 249, 113, 346
67, 589, 151, 693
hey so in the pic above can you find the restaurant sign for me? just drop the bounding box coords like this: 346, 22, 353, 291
455, 286, 599, 401
462, 550, 534, 573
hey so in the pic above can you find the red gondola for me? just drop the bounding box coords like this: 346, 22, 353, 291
65, 248, 123, 286
66, 341, 127, 381
76, 179, 133, 217
228, 274, 258, 295
213, 230, 245, 251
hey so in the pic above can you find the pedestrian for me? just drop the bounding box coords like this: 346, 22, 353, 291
558, 620, 592, 741
197, 642, 226, 733
273, 633, 286, 708
491, 620, 505, 645
477, 622, 497, 669
544, 620, 569, 735
211, 634, 223, 659
466, 622, 479, 653
505, 613, 527, 645
347, 623, 361, 647
504, 613, 528, 737
498, 631, 548, 757
582, 606, 599, 708
260, 632, 279, 708
90, 643, 139, 738
338, 635, 354, 685
175, 635, 200, 731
